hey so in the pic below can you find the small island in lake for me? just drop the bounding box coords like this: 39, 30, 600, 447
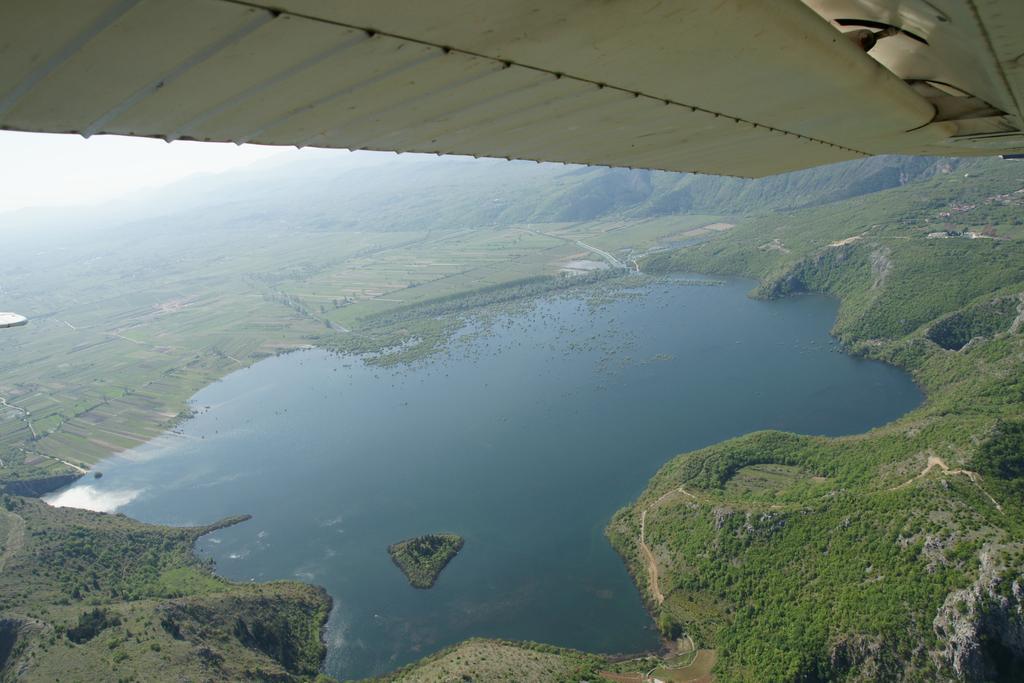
388, 533, 464, 589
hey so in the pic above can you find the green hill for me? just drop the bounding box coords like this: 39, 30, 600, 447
604, 158, 1024, 681
0, 498, 330, 682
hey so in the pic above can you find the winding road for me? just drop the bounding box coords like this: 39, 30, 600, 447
638, 508, 664, 605
574, 240, 626, 269
638, 486, 698, 606
894, 454, 1002, 512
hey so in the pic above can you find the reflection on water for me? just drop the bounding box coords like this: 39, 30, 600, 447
47, 276, 922, 678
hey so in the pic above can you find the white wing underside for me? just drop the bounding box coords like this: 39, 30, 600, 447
1, 0, 1022, 177
0, 313, 29, 329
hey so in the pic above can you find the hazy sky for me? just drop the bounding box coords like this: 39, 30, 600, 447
0, 131, 335, 213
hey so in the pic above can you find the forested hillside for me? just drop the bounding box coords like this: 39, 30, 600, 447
605, 158, 1024, 681
0, 498, 331, 681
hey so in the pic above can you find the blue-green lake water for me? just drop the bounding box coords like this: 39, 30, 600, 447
47, 276, 922, 678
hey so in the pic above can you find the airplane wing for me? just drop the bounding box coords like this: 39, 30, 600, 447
1, 0, 1022, 177
0, 313, 28, 328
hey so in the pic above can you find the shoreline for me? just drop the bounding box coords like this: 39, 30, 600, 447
17, 271, 729, 491
600, 259, 936, 664
3, 472, 83, 498
23, 267, 927, 677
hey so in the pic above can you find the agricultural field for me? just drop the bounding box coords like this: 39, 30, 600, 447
295, 214, 726, 328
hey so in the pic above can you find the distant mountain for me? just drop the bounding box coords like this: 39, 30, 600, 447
254, 154, 969, 229
0, 151, 976, 239
629, 155, 964, 216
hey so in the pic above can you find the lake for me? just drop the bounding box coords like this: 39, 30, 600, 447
47, 275, 923, 679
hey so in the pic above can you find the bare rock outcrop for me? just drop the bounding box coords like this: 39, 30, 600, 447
933, 549, 1024, 680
